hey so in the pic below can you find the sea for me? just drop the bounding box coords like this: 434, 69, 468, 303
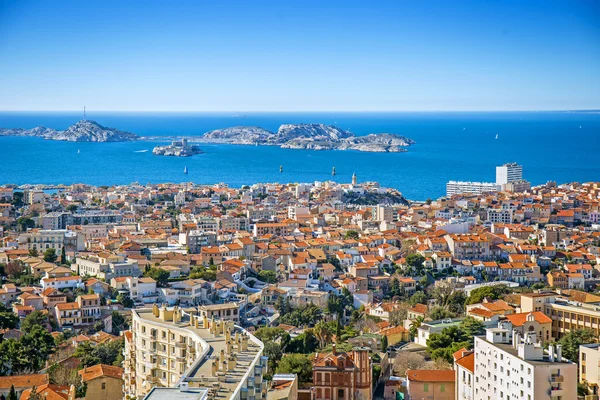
0, 111, 598, 201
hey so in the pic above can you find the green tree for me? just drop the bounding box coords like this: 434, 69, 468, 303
390, 278, 401, 297
190, 268, 217, 281
0, 303, 19, 330
111, 311, 127, 334
20, 310, 49, 333
275, 354, 313, 383
465, 285, 509, 305
66, 204, 78, 212
344, 230, 359, 240
60, 246, 67, 265
287, 331, 319, 353
17, 217, 35, 231
279, 304, 322, 327
7, 385, 17, 400
116, 293, 134, 308
43, 248, 58, 263
428, 305, 455, 321
20, 325, 56, 371
381, 335, 388, 351
409, 291, 428, 306
28, 248, 39, 257
558, 329, 597, 361
406, 253, 425, 269
257, 270, 277, 284
263, 341, 283, 373
409, 316, 424, 338
144, 268, 170, 287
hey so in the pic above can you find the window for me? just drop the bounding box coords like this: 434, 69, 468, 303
423, 384, 429, 392
102, 383, 106, 390
440, 384, 445, 392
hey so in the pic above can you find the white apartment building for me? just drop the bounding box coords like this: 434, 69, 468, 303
496, 162, 523, 185
471, 324, 576, 400
123, 305, 267, 399
580, 343, 600, 397
487, 208, 513, 224
446, 181, 499, 197
18, 229, 66, 252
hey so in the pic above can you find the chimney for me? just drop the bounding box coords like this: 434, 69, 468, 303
332, 343, 336, 355
556, 344, 562, 361
548, 344, 555, 362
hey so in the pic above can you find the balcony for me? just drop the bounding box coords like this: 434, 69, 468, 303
549, 388, 564, 397
175, 342, 186, 348
550, 374, 564, 383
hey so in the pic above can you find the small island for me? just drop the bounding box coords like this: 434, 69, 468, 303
0, 120, 138, 142
152, 138, 202, 157
199, 123, 415, 152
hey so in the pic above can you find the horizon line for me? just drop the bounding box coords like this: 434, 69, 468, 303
0, 109, 599, 113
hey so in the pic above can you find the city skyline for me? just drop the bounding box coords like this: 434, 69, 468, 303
1, 0, 599, 112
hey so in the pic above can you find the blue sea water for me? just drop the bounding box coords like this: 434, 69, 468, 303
0, 111, 598, 200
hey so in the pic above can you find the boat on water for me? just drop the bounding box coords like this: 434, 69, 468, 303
279, 165, 283, 173
332, 166, 336, 176
77, 149, 80, 154
184, 166, 188, 174
134, 149, 149, 153
495, 134, 499, 139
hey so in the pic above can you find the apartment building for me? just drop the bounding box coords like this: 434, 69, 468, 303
471, 325, 576, 400
521, 292, 600, 339
312, 344, 372, 400
445, 234, 491, 261
446, 181, 498, 197
123, 304, 267, 399
18, 229, 66, 252
42, 211, 122, 230
496, 162, 523, 185
253, 222, 292, 237
198, 303, 240, 323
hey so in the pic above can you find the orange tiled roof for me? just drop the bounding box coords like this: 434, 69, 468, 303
406, 369, 455, 382
78, 364, 124, 382
505, 311, 552, 326
455, 352, 475, 373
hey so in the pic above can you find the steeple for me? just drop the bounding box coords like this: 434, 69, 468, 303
352, 172, 357, 186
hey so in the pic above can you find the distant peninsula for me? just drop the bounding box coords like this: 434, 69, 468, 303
0, 121, 415, 152
197, 123, 415, 152
0, 120, 138, 142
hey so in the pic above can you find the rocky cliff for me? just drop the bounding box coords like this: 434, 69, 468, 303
0, 120, 138, 142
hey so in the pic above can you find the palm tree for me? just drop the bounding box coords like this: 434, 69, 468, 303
313, 320, 334, 349
409, 316, 424, 338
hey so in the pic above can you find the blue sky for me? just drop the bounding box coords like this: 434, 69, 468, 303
0, 0, 599, 111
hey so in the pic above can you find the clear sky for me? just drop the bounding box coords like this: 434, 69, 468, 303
1, 0, 599, 111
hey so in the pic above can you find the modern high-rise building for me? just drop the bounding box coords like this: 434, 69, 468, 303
446, 181, 499, 197
123, 304, 267, 400
496, 162, 523, 185
466, 324, 577, 400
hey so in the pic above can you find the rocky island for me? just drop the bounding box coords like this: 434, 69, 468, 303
0, 120, 414, 153
199, 123, 415, 152
152, 138, 202, 157
0, 120, 138, 142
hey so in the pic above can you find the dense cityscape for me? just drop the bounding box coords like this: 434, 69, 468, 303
0, 163, 597, 400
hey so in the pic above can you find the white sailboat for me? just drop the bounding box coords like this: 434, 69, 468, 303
77, 149, 80, 154
495, 134, 499, 139
184, 166, 188, 175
